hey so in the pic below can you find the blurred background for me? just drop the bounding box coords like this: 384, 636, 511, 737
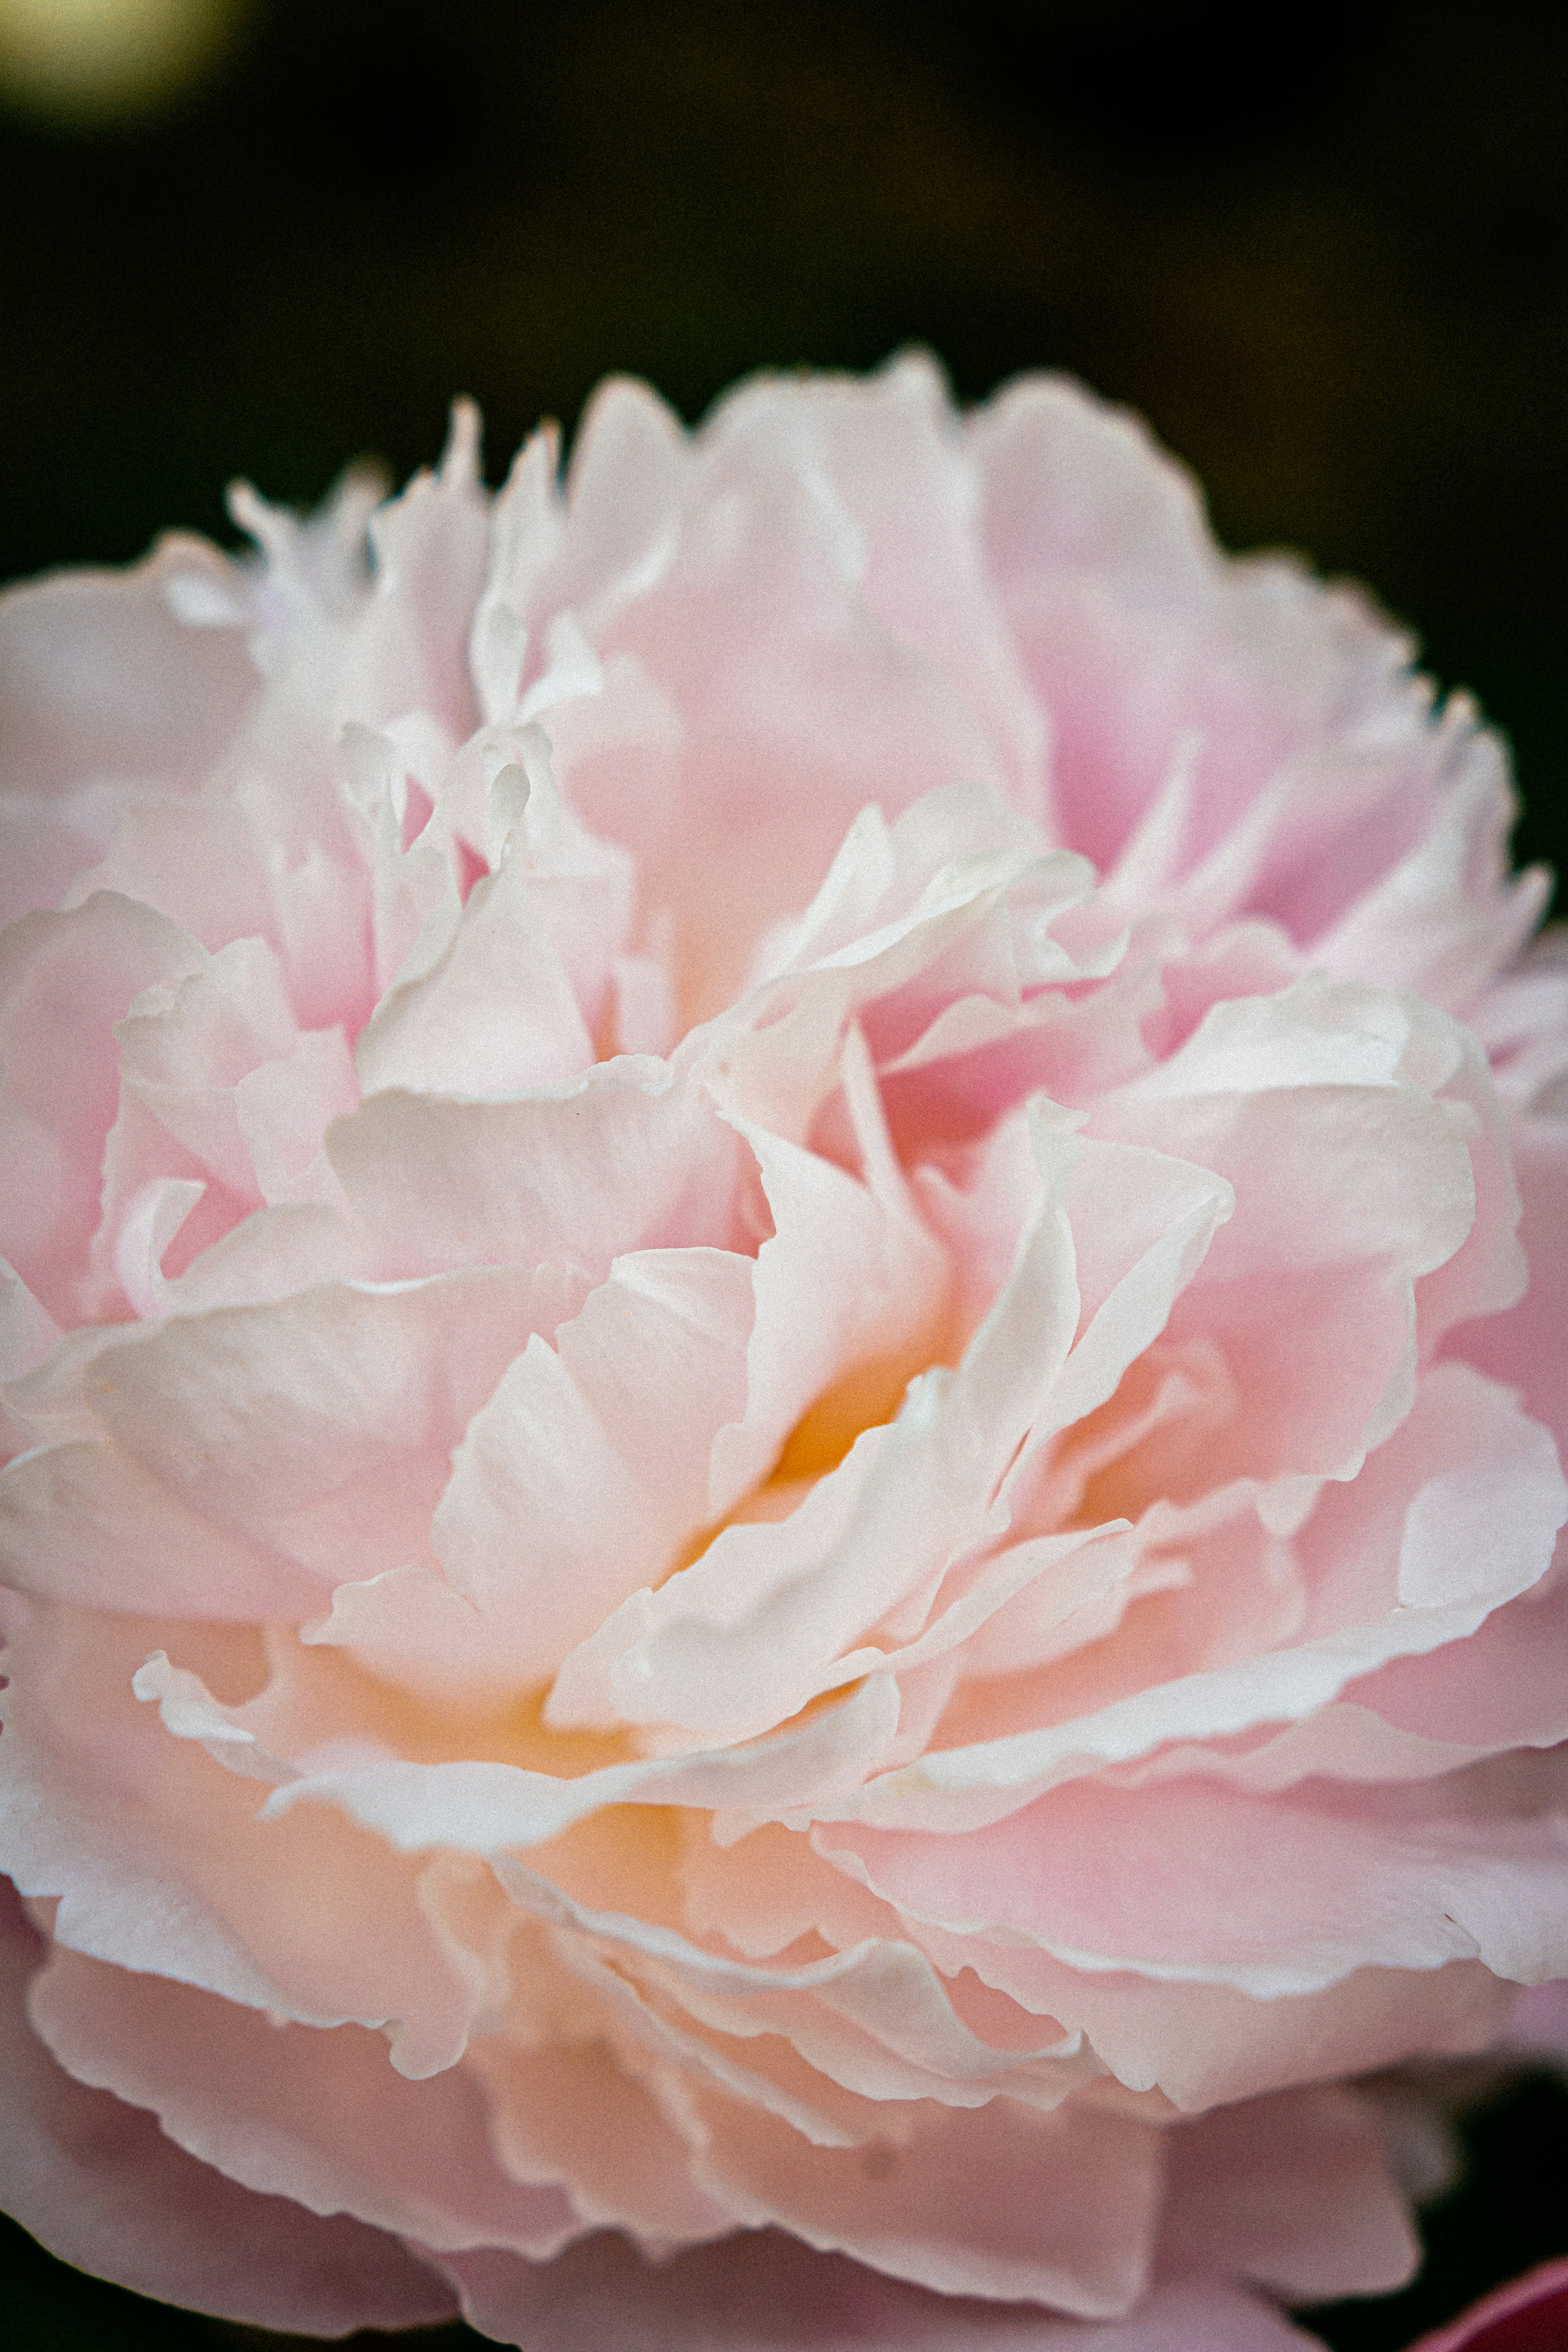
2, 2, 1566, 2347
1, 0, 1565, 872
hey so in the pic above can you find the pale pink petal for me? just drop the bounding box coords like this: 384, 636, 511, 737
479, 1847, 1094, 2131
112, 934, 300, 1196
702, 792, 1089, 1153
820, 1769, 1568, 2000
0, 1260, 61, 1414
1323, 1559, 1568, 1763
0, 1599, 475, 2072
336, 402, 491, 742
1010, 1951, 1508, 2117
28, 1940, 577, 2256
1499, 1978, 1568, 2069
579, 402, 1018, 1021
465, 2032, 735, 2247
256, 1676, 902, 1854
432, 1247, 756, 1677
551, 1112, 1231, 1747
704, 1113, 954, 1513
0, 893, 205, 1320
0, 1435, 326, 1617
972, 375, 1412, 879
1313, 719, 1545, 1016
0, 1878, 456, 2332
354, 726, 637, 1096
106, 810, 372, 1042
1297, 1361, 1564, 1631
0, 539, 258, 925
708, 355, 1048, 815
73, 936, 353, 1314
323, 1058, 753, 1282
0, 1267, 579, 1615
1152, 2085, 1417, 2301
1449, 1114, 1568, 1472
681, 2086, 1161, 2312
439, 2232, 1324, 2350
233, 1024, 361, 1204
489, 379, 682, 673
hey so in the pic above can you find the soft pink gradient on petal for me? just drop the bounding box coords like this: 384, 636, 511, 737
439, 2231, 1328, 2351
0, 1878, 456, 2332
2, 359, 1564, 2345
0, 541, 258, 926
1499, 1978, 1568, 2070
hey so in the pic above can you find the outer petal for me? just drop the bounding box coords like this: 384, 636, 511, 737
439, 2232, 1326, 2351
820, 1770, 1568, 2002
569, 387, 1018, 1021
688, 1823, 1512, 2111
26, 1939, 581, 2259
0, 893, 205, 1321
1151, 2085, 1416, 2303
0, 1598, 476, 2076
1500, 1977, 1568, 2070
707, 356, 1048, 816
970, 371, 1439, 907
1450, 1114, 1568, 1479
0, 539, 258, 926
0, 1879, 455, 2333
679, 2083, 1162, 2313
336, 403, 491, 742
0, 1265, 581, 1616
321, 1058, 753, 1282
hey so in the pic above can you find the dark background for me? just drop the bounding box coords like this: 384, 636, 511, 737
2, 2, 1566, 2346
2, 0, 1566, 878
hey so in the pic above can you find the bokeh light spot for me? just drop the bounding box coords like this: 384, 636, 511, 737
0, 0, 247, 126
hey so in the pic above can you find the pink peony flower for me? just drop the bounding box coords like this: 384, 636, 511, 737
2, 356, 1565, 2350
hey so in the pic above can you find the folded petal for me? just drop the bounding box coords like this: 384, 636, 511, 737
0, 1878, 456, 2332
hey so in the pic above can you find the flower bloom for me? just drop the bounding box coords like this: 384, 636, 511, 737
2, 358, 1566, 2350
